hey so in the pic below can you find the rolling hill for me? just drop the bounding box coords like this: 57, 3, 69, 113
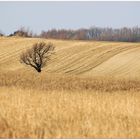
0, 37, 140, 138
0, 37, 140, 78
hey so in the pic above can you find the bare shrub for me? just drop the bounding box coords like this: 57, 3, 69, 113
20, 42, 55, 72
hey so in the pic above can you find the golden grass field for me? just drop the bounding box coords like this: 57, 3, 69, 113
0, 36, 140, 138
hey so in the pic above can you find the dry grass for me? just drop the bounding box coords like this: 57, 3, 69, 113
0, 71, 140, 138
1, 71, 140, 92
0, 37, 140, 138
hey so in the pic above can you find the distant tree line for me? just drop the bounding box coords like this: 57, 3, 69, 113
0, 33, 3, 36
1, 26, 140, 42
40, 26, 140, 42
8, 27, 37, 38
0, 30, 4, 36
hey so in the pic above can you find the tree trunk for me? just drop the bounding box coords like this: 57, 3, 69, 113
37, 69, 41, 73
35, 67, 41, 73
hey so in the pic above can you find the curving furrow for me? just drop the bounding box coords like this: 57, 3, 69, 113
1, 37, 140, 78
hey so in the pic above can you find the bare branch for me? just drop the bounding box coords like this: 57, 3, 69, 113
20, 42, 55, 72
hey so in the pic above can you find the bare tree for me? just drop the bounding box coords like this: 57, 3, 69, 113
20, 42, 55, 72
39, 26, 140, 42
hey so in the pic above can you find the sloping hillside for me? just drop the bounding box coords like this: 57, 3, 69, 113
1, 37, 140, 138
0, 37, 140, 78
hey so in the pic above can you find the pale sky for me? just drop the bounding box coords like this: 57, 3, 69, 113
0, 1, 140, 35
